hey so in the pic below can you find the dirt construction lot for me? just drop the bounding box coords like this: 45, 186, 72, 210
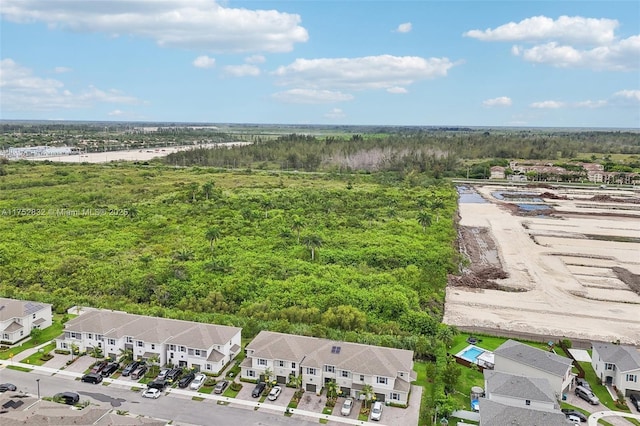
445, 184, 640, 345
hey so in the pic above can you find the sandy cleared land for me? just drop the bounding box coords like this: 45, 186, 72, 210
445, 184, 640, 344
21, 142, 251, 163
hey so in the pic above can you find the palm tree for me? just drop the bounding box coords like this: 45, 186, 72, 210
364, 210, 376, 227
289, 374, 303, 389
118, 348, 133, 364
417, 211, 432, 232
262, 367, 273, 386
361, 383, 374, 408
202, 181, 214, 200
430, 197, 445, 222
188, 182, 199, 202
261, 198, 274, 218
302, 234, 322, 261
326, 380, 339, 400
291, 216, 304, 244
205, 227, 221, 252
70, 343, 79, 362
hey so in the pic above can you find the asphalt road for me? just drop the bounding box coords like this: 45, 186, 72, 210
0, 368, 317, 426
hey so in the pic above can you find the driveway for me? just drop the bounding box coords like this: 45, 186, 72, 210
266, 385, 294, 408
45, 354, 95, 375
565, 391, 629, 426
235, 380, 263, 402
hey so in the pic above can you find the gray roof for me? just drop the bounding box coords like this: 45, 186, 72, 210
0, 297, 50, 321
63, 309, 240, 350
592, 342, 640, 372
4, 321, 23, 333
479, 399, 568, 426
484, 370, 557, 403
247, 331, 414, 378
494, 340, 573, 377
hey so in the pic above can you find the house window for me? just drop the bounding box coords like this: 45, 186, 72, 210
179, 346, 186, 352
307, 368, 317, 375
206, 364, 212, 371
33, 313, 36, 319
137, 341, 144, 347
126, 336, 133, 343
390, 393, 400, 401
248, 370, 255, 377
278, 360, 285, 367
70, 332, 81, 339
108, 339, 116, 345
605, 363, 615, 371
325, 365, 335, 373
376, 376, 388, 385
526, 400, 531, 406
291, 362, 296, 369
341, 370, 349, 378
151, 344, 155, 350
360, 375, 364, 381
97, 335, 104, 341
627, 374, 638, 382
195, 349, 201, 356
87, 333, 93, 339
258, 359, 267, 366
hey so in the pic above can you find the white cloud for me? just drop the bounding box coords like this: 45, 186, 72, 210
274, 55, 456, 92
530, 100, 565, 109
386, 87, 408, 94
0, 58, 142, 111
245, 55, 266, 64
396, 22, 412, 33
324, 108, 346, 119
482, 96, 512, 107
612, 89, 640, 103
0, 0, 308, 53
271, 89, 354, 104
464, 15, 618, 45
53, 66, 72, 73
574, 100, 608, 108
108, 109, 125, 116
223, 64, 260, 77
193, 55, 216, 69
466, 15, 638, 71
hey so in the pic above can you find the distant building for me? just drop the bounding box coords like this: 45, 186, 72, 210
591, 342, 640, 396
490, 166, 505, 179
0, 298, 52, 344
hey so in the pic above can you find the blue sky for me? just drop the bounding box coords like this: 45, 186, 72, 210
1, 0, 638, 127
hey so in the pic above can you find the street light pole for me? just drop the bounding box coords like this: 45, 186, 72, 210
36, 378, 40, 399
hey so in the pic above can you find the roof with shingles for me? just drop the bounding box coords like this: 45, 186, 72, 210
0, 297, 50, 321
479, 399, 568, 426
494, 340, 573, 377
63, 309, 240, 350
246, 331, 413, 378
484, 370, 557, 403
593, 342, 640, 372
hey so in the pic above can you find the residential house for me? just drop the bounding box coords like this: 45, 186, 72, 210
0, 298, 52, 344
489, 166, 505, 179
484, 370, 559, 411
493, 340, 574, 395
591, 342, 640, 396
55, 310, 241, 374
241, 331, 415, 405
478, 399, 569, 426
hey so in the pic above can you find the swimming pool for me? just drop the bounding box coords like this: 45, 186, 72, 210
458, 345, 485, 363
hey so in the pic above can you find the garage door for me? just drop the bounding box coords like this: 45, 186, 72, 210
306, 383, 317, 392
375, 393, 385, 402
277, 375, 287, 384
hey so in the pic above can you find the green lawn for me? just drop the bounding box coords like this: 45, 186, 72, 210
578, 362, 628, 412
449, 332, 551, 355
223, 384, 241, 398
0, 314, 66, 360
18, 342, 56, 365
451, 365, 484, 410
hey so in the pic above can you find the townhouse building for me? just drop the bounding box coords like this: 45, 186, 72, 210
0, 297, 52, 344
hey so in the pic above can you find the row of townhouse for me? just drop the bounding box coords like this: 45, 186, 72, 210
241, 331, 415, 405
0, 298, 52, 344
56, 309, 242, 374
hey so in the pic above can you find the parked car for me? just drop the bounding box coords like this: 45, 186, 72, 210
630, 393, 640, 412
190, 373, 206, 390
0, 383, 17, 392
131, 365, 148, 380
81, 373, 103, 384
101, 362, 119, 377
142, 388, 161, 399
121, 361, 140, 377
90, 360, 109, 374
561, 409, 587, 422
156, 368, 170, 380
341, 398, 353, 416
178, 372, 196, 388
568, 414, 583, 423
147, 379, 168, 390
214, 380, 229, 394
575, 385, 599, 405
267, 386, 282, 401
166, 368, 183, 383
370, 401, 383, 421
252, 382, 266, 398
54, 392, 80, 405
576, 378, 591, 390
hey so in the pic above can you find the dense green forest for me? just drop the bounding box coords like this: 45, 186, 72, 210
0, 162, 458, 355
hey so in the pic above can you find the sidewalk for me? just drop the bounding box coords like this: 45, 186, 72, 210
0, 359, 386, 426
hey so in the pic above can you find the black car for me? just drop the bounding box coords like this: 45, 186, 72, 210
214, 380, 229, 394
178, 372, 195, 388
101, 362, 119, 376
81, 373, 103, 384
147, 379, 168, 390
0, 383, 17, 392
54, 392, 80, 405
252, 382, 266, 398
630, 393, 640, 412
121, 361, 140, 377
561, 409, 587, 422
166, 368, 183, 383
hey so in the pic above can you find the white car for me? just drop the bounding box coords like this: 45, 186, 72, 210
267, 386, 282, 401
190, 373, 206, 390
370, 401, 383, 421
142, 388, 161, 399
341, 398, 353, 416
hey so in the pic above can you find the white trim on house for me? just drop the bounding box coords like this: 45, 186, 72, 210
0, 298, 52, 344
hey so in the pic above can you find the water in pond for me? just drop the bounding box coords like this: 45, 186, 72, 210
457, 186, 487, 203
